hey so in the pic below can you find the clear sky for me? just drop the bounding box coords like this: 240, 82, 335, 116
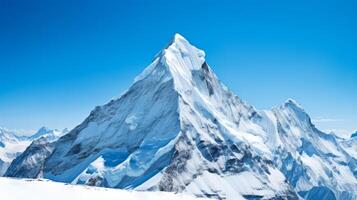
0, 0, 356, 137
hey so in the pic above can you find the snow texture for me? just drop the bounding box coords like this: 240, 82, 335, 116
0, 177, 203, 200
4, 34, 357, 200
0, 127, 66, 176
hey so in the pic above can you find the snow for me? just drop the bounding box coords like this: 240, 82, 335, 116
0, 127, 67, 176
28, 127, 65, 140
125, 115, 139, 130
0, 177, 203, 200
341, 137, 357, 159
0, 140, 30, 163
351, 131, 357, 138
300, 153, 328, 181
5, 34, 357, 200
134, 57, 160, 82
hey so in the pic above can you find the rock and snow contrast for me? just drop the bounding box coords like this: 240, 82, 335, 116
0, 127, 67, 176
340, 134, 357, 162
351, 131, 357, 138
2, 34, 357, 200
0, 128, 30, 176
0, 177, 202, 200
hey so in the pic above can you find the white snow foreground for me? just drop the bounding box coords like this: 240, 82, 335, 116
0, 177, 203, 200
4, 34, 357, 200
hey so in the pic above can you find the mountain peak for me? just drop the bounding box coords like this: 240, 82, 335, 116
37, 126, 50, 133
35, 126, 52, 135
8, 35, 357, 199
279, 98, 312, 124
164, 33, 206, 72
170, 33, 188, 45
283, 98, 304, 110
134, 33, 206, 83
165, 33, 191, 51
351, 131, 357, 138
62, 128, 69, 134
28, 127, 53, 140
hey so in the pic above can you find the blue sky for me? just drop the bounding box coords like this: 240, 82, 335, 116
0, 0, 356, 137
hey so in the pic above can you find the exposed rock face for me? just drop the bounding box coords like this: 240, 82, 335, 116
38, 34, 297, 199
5, 137, 56, 178
0, 127, 66, 176
7, 34, 357, 200
351, 131, 357, 138
0, 128, 32, 176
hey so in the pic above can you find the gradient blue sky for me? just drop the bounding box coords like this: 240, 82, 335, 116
0, 0, 356, 137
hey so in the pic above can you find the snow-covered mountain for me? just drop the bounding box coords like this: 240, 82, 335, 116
28, 127, 67, 141
0, 127, 67, 176
340, 134, 357, 161
4, 136, 58, 178
351, 131, 357, 138
252, 100, 357, 199
36, 34, 296, 199
7, 34, 357, 200
0, 177, 203, 200
0, 128, 32, 175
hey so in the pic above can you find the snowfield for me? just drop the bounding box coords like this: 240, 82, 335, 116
0, 177, 204, 200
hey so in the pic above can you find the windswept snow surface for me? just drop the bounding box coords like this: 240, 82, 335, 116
0, 177, 203, 200
7, 34, 357, 200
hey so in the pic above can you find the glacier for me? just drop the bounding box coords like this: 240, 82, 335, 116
4, 34, 357, 200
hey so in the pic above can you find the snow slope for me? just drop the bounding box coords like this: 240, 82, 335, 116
341, 136, 357, 160
0, 177, 202, 200
7, 34, 357, 199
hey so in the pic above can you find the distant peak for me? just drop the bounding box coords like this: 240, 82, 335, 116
352, 131, 357, 138
280, 98, 310, 118
28, 126, 53, 140
283, 98, 303, 109
37, 126, 50, 133
62, 128, 69, 133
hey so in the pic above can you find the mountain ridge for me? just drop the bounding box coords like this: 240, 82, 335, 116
4, 34, 357, 200
0, 127, 67, 176
42, 33, 298, 199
